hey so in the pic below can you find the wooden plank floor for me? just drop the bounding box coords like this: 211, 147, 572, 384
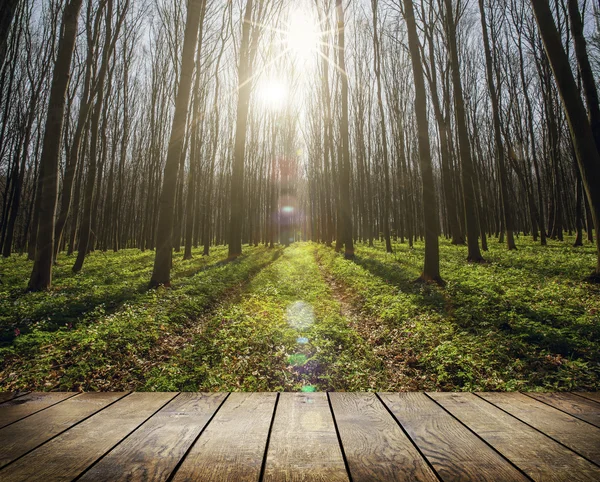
0, 392, 599, 481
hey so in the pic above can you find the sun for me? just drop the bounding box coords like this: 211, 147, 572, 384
258, 78, 287, 111
286, 10, 319, 62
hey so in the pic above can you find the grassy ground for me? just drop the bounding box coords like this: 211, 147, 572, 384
0, 237, 598, 391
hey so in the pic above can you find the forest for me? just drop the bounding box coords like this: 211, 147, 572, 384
0, 0, 599, 393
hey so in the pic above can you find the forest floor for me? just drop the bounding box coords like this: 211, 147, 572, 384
0, 237, 599, 392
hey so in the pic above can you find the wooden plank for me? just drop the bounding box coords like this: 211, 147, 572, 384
575, 392, 600, 404
0, 392, 75, 429
78, 392, 226, 482
0, 392, 124, 469
263, 392, 348, 482
526, 392, 600, 428
0, 393, 28, 405
330, 392, 437, 481
379, 392, 527, 482
171, 392, 276, 482
0, 392, 175, 482
479, 392, 600, 465
430, 392, 600, 481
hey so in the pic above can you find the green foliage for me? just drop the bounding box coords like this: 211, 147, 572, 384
316, 236, 600, 391
0, 237, 598, 392
144, 244, 384, 392
0, 246, 276, 390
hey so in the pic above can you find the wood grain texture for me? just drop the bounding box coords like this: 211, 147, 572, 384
575, 392, 600, 404
0, 393, 28, 404
0, 392, 175, 482
330, 392, 437, 481
526, 392, 600, 428
263, 392, 349, 482
379, 392, 527, 482
430, 392, 600, 481
172, 392, 276, 482
479, 392, 600, 465
0, 392, 75, 429
78, 392, 227, 482
0, 392, 124, 469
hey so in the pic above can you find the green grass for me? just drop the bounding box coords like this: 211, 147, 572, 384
316, 235, 600, 391
143, 243, 384, 391
0, 237, 598, 392
0, 246, 277, 390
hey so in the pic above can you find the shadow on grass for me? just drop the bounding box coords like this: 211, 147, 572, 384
351, 254, 447, 312
352, 251, 595, 358
0, 252, 244, 346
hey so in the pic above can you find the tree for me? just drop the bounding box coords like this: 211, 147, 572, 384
478, 0, 516, 250
149, 0, 205, 287
531, 0, 600, 278
28, 0, 83, 291
336, 0, 354, 259
371, 0, 392, 253
567, 0, 600, 150
403, 0, 443, 284
228, 0, 255, 259
443, 0, 485, 262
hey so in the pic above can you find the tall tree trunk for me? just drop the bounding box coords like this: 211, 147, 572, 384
336, 0, 354, 259
403, 0, 443, 284
443, 0, 484, 262
568, 0, 600, 149
531, 0, 600, 277
478, 0, 516, 250
28, 0, 83, 291
371, 0, 392, 253
183, 1, 206, 261
228, 0, 254, 258
150, 0, 203, 286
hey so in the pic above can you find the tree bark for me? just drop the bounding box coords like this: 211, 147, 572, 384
28, 0, 83, 290
478, 0, 516, 250
336, 0, 354, 259
150, 0, 204, 286
228, 0, 254, 258
531, 0, 600, 276
403, 0, 443, 284
443, 0, 484, 262
371, 0, 392, 253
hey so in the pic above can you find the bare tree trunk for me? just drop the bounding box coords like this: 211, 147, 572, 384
531, 0, 600, 277
150, 0, 203, 286
403, 0, 443, 284
228, 0, 254, 258
443, 0, 484, 262
568, 0, 600, 149
478, 0, 516, 250
336, 0, 354, 259
183, 1, 207, 261
28, 0, 83, 291
371, 0, 392, 253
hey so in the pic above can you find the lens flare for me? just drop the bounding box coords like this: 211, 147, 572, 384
257, 78, 287, 111
286, 300, 314, 331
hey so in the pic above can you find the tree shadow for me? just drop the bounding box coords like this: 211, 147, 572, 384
351, 255, 447, 313
0, 253, 240, 346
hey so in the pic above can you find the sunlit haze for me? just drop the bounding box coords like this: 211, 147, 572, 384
286, 9, 320, 62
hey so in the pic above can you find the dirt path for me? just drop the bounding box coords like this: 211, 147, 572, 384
314, 248, 422, 391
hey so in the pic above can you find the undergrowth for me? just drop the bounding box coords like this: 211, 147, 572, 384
316, 235, 600, 391
144, 243, 383, 391
0, 246, 276, 390
0, 237, 598, 391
